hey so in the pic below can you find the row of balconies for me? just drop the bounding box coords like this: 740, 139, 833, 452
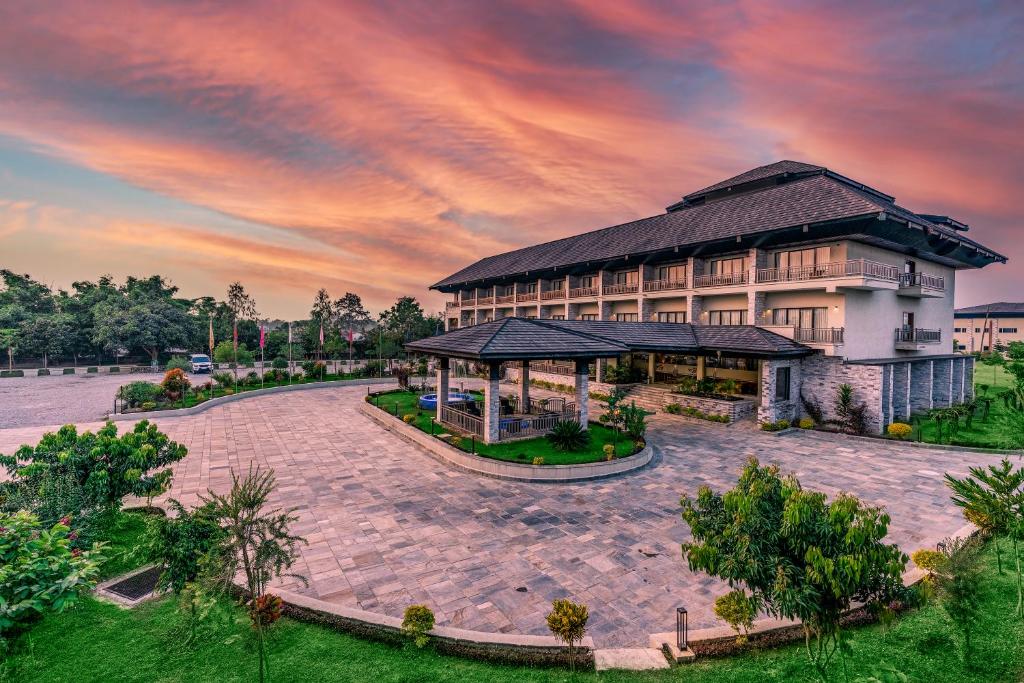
448, 259, 945, 309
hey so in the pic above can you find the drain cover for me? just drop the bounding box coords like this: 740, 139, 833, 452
106, 566, 163, 600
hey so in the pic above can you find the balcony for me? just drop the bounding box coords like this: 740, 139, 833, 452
754, 259, 900, 292
516, 291, 538, 302
895, 328, 942, 350
446, 301, 460, 310
602, 282, 639, 296
461, 296, 476, 306
794, 327, 845, 345
477, 296, 494, 306
643, 278, 687, 293
897, 272, 946, 298
495, 294, 515, 305
540, 289, 566, 300
568, 286, 599, 298
693, 271, 748, 288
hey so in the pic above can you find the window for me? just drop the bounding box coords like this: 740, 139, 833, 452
711, 256, 747, 275
902, 312, 915, 330
580, 313, 598, 321
524, 282, 537, 294
550, 314, 565, 320
707, 310, 747, 325
613, 270, 639, 285
999, 328, 1019, 334
771, 307, 828, 328
614, 313, 639, 322
656, 264, 685, 282
954, 327, 967, 334
904, 259, 916, 274
775, 366, 791, 401
775, 247, 831, 270
656, 311, 686, 323
580, 275, 596, 289
550, 279, 565, 291
975, 327, 981, 333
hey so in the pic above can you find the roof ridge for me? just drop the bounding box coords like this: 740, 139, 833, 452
526, 318, 629, 348
478, 317, 513, 354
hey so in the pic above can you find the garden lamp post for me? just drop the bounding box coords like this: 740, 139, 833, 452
676, 606, 688, 652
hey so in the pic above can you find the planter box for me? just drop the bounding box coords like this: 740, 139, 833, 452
0, 370, 25, 378
669, 394, 756, 423
63, 368, 76, 375
37, 368, 50, 376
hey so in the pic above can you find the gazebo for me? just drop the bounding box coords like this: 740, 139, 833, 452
405, 318, 628, 444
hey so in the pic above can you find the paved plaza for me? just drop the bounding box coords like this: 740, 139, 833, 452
0, 383, 1004, 647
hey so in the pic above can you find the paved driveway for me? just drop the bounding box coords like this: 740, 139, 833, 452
0, 383, 1002, 647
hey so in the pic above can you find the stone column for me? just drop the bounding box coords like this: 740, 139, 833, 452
696, 355, 706, 380
892, 362, 911, 422
687, 295, 704, 325
436, 357, 450, 423
964, 357, 975, 401
747, 291, 766, 326
483, 361, 501, 444
932, 358, 952, 407
909, 360, 933, 413
647, 353, 656, 384
519, 361, 530, 413
575, 359, 590, 429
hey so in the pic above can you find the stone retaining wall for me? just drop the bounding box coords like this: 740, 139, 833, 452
668, 394, 756, 422
505, 367, 623, 398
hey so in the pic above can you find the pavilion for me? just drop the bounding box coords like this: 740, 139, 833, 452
405, 317, 812, 444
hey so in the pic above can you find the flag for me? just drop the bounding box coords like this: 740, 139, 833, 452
259, 324, 266, 349
347, 328, 354, 344
319, 323, 324, 346
233, 321, 238, 350
208, 317, 214, 354
288, 322, 292, 344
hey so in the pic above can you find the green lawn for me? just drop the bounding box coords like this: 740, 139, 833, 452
915, 366, 1019, 448
369, 390, 638, 465
4, 534, 1022, 683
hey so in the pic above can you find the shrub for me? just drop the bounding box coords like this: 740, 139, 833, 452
140, 499, 225, 596
86, 366, 98, 373
621, 402, 648, 441
545, 421, 591, 452
798, 418, 814, 430
603, 444, 615, 460
222, 388, 234, 395
449, 436, 463, 450
164, 356, 191, 372
887, 422, 912, 439
302, 360, 326, 378
911, 548, 946, 574
108, 366, 120, 373
836, 383, 868, 434
118, 381, 164, 408
141, 401, 157, 411
271, 356, 288, 369
212, 340, 253, 365
1, 370, 25, 378
37, 368, 50, 376
403, 414, 415, 424
664, 403, 682, 414
263, 369, 288, 383
776, 419, 790, 430
62, 368, 75, 375
162, 368, 191, 398
532, 456, 545, 466
401, 604, 435, 648
546, 599, 589, 672
0, 511, 104, 644
362, 359, 386, 377
212, 371, 234, 387
714, 590, 756, 644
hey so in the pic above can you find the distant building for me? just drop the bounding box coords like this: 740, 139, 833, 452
954, 303, 1024, 352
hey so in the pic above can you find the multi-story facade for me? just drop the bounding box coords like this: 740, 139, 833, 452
431, 161, 1005, 431
954, 303, 1024, 352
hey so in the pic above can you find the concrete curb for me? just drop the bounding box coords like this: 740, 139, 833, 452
109, 377, 398, 421
359, 400, 655, 483
801, 428, 1023, 455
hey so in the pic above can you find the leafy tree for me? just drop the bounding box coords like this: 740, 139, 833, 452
0, 511, 104, 647
92, 276, 193, 363
213, 340, 254, 365
0, 270, 57, 365
378, 296, 439, 358
309, 288, 333, 327
545, 599, 589, 672
915, 536, 984, 663
201, 467, 306, 683
944, 459, 1024, 614
680, 458, 907, 677
714, 589, 756, 644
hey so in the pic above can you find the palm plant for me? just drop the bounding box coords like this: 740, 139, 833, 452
546, 420, 591, 452
202, 467, 307, 683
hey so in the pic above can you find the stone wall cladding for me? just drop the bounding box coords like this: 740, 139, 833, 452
909, 361, 934, 413
758, 358, 802, 424
932, 358, 952, 408
671, 394, 756, 422
798, 354, 884, 434
963, 357, 975, 400
951, 357, 964, 404
891, 362, 911, 421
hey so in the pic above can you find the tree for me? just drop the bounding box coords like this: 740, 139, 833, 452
91, 276, 193, 363
0, 270, 57, 365
913, 536, 984, 663
680, 458, 907, 677
334, 292, 371, 336
944, 459, 1024, 615
378, 296, 437, 358
202, 467, 306, 683
0, 511, 104, 647
545, 599, 589, 672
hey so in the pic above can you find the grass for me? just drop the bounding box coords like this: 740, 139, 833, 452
370, 390, 638, 465
4, 536, 1023, 683
914, 367, 1019, 448
94, 509, 151, 580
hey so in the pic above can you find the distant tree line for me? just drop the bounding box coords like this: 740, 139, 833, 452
0, 270, 442, 368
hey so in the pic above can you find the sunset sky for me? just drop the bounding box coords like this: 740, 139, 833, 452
1, 1, 1021, 319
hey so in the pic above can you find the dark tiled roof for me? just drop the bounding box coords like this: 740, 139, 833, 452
679, 160, 824, 202
404, 318, 629, 360
431, 160, 1006, 290
406, 318, 811, 360
955, 302, 1024, 317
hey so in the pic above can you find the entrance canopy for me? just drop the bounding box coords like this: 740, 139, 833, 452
406, 317, 812, 360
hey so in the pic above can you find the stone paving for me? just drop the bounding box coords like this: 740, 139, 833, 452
0, 382, 1006, 647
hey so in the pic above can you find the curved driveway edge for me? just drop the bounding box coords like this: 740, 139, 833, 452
358, 400, 654, 482
109, 377, 398, 421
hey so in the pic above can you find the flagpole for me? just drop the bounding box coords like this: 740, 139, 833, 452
288, 322, 293, 384
260, 321, 265, 389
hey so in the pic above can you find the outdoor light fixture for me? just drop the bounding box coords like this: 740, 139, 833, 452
676, 606, 688, 651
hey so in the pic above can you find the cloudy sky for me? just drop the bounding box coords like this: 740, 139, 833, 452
1, 1, 1020, 318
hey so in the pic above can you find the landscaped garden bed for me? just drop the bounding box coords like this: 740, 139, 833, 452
367, 389, 642, 465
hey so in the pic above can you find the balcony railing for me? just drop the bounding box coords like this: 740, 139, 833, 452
499, 411, 581, 441
440, 405, 483, 438
516, 291, 538, 302
540, 289, 566, 300
755, 259, 900, 284
495, 294, 515, 305
895, 328, 942, 343
477, 296, 494, 305
461, 296, 476, 306
446, 301, 459, 310
794, 327, 845, 344
693, 271, 748, 288
899, 272, 945, 290
602, 282, 639, 295
568, 286, 599, 298
643, 278, 687, 293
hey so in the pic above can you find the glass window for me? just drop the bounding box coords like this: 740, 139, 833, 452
776, 247, 831, 270
580, 313, 598, 321
656, 264, 685, 282
550, 279, 565, 291
711, 257, 747, 275
771, 307, 828, 328
656, 311, 686, 323
708, 310, 747, 325
524, 282, 537, 293
550, 314, 565, 320
999, 328, 1018, 334
775, 366, 791, 401
580, 275, 596, 288
614, 313, 639, 322
614, 270, 639, 285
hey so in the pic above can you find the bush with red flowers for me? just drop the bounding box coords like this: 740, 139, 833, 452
161, 368, 191, 399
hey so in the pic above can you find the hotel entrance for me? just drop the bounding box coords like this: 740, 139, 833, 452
629, 352, 760, 397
